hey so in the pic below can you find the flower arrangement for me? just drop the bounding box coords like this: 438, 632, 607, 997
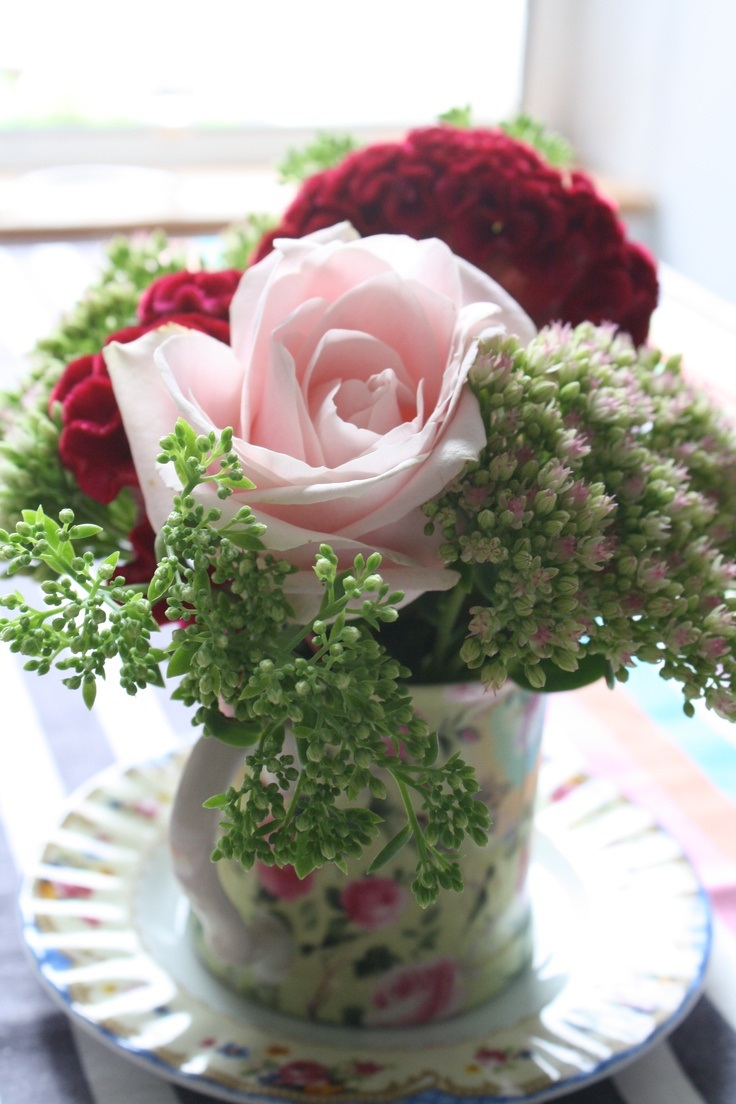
1, 116, 735, 906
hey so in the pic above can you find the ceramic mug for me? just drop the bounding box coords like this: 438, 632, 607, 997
169, 681, 545, 1027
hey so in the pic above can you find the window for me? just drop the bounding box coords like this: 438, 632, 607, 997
1, 1, 529, 169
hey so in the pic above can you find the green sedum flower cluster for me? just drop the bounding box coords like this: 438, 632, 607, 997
427, 324, 736, 717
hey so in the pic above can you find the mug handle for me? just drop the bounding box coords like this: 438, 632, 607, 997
169, 736, 292, 970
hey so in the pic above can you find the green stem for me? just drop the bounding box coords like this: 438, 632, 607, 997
281, 591, 344, 655
67, 499, 132, 543
427, 585, 467, 681
281, 772, 306, 829
388, 767, 429, 864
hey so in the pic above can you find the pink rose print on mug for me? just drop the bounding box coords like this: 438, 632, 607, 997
255, 861, 315, 902
367, 957, 464, 1026
340, 876, 407, 930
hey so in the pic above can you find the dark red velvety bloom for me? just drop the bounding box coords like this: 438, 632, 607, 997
254, 126, 658, 346
49, 293, 236, 596
113, 515, 158, 584
137, 269, 242, 327
112, 514, 172, 623
50, 312, 230, 504
50, 345, 138, 505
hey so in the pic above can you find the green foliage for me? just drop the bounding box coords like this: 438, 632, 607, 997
0, 419, 490, 905
438, 105, 473, 128
278, 132, 360, 184
219, 213, 279, 269
0, 233, 188, 557
426, 324, 736, 718
0, 508, 164, 699
500, 113, 575, 167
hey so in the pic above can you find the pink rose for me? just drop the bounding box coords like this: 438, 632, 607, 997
104, 224, 534, 614
367, 957, 464, 1026
339, 876, 407, 929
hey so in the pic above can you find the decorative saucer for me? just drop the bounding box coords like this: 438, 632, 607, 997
19, 750, 711, 1104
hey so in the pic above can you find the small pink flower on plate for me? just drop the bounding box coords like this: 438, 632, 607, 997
269, 1059, 333, 1088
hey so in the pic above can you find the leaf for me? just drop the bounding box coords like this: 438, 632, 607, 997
145, 665, 166, 689
68, 524, 103, 541
147, 566, 175, 604
224, 530, 265, 552
367, 824, 413, 873
41, 512, 62, 544
422, 728, 439, 766
203, 710, 264, 747
82, 677, 97, 709
353, 945, 401, 978
219, 472, 255, 492
166, 642, 199, 678
173, 417, 199, 450
321, 927, 359, 950
202, 792, 229, 809
6, 559, 32, 576
512, 653, 614, 693
278, 132, 358, 184
500, 113, 575, 168
293, 850, 318, 881
325, 886, 344, 912
438, 104, 473, 128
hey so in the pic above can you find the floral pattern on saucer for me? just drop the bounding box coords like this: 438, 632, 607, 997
19, 749, 711, 1104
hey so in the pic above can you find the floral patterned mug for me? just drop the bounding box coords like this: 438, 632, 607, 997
169, 681, 545, 1027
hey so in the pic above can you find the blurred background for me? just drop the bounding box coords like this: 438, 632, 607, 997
1, 0, 734, 371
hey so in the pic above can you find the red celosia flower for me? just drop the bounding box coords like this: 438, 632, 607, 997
114, 515, 158, 585
50, 347, 137, 506
49, 300, 235, 598
254, 126, 658, 346
137, 269, 242, 326
112, 514, 173, 623
50, 311, 230, 504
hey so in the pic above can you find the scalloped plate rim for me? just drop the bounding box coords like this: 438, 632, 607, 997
17, 750, 712, 1104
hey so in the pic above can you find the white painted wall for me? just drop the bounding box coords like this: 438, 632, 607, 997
523, 0, 736, 303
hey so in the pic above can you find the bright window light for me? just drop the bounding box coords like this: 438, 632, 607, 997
0, 1, 528, 139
